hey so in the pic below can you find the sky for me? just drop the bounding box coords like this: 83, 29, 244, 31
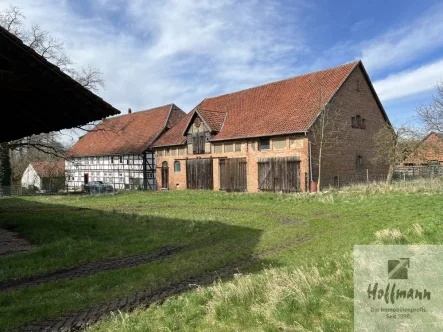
1, 0, 443, 143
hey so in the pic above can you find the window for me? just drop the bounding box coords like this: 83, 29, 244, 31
178, 147, 186, 156
352, 115, 366, 129
158, 149, 164, 157
235, 143, 242, 152
259, 138, 270, 150
165, 149, 170, 156
249, 141, 256, 151
224, 143, 234, 153
174, 161, 181, 172
273, 137, 286, 150
171, 148, 177, 156
214, 144, 223, 154
356, 155, 363, 170
289, 136, 303, 149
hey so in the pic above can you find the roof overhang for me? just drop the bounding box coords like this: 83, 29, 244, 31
0, 26, 120, 143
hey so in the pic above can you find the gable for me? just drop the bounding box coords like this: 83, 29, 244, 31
68, 104, 184, 156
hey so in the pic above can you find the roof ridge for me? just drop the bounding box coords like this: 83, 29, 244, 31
204, 60, 361, 101
104, 103, 174, 120
197, 108, 227, 114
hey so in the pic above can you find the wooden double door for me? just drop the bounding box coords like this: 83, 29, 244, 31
219, 158, 247, 192
186, 159, 213, 190
258, 157, 300, 192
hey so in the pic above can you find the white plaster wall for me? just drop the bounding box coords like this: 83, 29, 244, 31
21, 165, 41, 189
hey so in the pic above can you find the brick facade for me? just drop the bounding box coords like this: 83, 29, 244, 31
154, 61, 390, 192
156, 134, 309, 192
309, 66, 389, 186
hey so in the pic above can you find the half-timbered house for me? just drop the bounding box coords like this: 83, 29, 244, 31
66, 104, 185, 191
153, 61, 390, 192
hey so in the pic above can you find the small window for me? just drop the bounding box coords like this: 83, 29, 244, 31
259, 138, 270, 150
171, 148, 177, 156
178, 147, 186, 156
158, 149, 164, 157
162, 161, 168, 168
272, 137, 286, 150
224, 143, 234, 153
235, 143, 242, 152
165, 149, 170, 156
356, 115, 362, 128
249, 141, 256, 151
214, 144, 223, 154
356, 155, 363, 170
174, 161, 181, 173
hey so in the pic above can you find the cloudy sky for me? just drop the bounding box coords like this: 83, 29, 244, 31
2, 0, 443, 133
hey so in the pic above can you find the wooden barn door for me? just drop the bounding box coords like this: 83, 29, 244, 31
258, 157, 300, 193
186, 159, 213, 190
219, 158, 247, 192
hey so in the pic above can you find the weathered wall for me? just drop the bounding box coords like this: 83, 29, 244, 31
309, 65, 390, 187
156, 135, 310, 192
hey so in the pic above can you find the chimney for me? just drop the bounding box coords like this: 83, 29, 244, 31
128, 108, 132, 114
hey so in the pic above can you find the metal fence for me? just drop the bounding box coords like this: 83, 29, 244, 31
0, 183, 116, 197
322, 166, 443, 190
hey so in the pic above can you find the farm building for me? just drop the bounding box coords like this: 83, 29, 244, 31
66, 104, 185, 191
153, 60, 390, 192
21, 161, 65, 193
404, 132, 443, 166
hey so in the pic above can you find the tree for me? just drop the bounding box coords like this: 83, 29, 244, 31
0, 5, 106, 188
373, 124, 422, 184
309, 88, 345, 191
417, 82, 443, 133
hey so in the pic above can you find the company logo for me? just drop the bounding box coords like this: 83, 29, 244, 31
388, 258, 410, 279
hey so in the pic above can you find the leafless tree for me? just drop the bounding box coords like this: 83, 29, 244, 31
373, 124, 424, 184
417, 82, 443, 133
309, 87, 345, 191
0, 5, 108, 187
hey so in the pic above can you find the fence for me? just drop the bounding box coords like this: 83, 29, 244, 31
322, 166, 443, 190
0, 182, 115, 197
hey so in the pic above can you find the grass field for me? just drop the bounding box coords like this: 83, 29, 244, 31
0, 180, 442, 331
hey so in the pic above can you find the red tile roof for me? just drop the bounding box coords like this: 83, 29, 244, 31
154, 61, 362, 147
68, 104, 185, 156
197, 109, 227, 132
154, 111, 195, 147
31, 161, 65, 178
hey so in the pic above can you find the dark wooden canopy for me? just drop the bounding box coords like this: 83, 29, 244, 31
0, 26, 120, 143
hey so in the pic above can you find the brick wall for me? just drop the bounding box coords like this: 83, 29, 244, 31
309, 65, 390, 186
156, 135, 310, 192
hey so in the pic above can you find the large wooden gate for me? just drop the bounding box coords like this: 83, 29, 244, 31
219, 158, 247, 192
186, 158, 213, 190
258, 157, 300, 192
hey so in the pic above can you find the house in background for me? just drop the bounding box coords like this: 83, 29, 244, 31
65, 104, 185, 191
404, 132, 443, 166
21, 161, 65, 192
153, 60, 390, 192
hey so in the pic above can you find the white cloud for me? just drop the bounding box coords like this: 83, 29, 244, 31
361, 5, 443, 73
0, 0, 306, 114
374, 59, 443, 102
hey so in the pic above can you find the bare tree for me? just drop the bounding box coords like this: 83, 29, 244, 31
417, 82, 443, 133
373, 124, 423, 184
309, 87, 345, 191
0, 5, 107, 188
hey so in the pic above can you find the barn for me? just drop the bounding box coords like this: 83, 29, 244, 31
153, 60, 391, 192
65, 104, 185, 191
